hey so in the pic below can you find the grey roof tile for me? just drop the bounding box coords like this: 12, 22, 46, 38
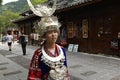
56, 0, 93, 9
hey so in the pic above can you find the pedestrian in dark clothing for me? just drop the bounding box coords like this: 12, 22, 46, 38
20, 33, 27, 55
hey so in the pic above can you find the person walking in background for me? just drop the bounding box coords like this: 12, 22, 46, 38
20, 33, 27, 55
30, 32, 34, 45
2, 35, 6, 44
6, 32, 13, 51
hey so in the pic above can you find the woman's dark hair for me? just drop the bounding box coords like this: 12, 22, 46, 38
21, 32, 24, 34
8, 32, 11, 35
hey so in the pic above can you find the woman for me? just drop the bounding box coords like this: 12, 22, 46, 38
27, 0, 70, 79
28, 23, 70, 80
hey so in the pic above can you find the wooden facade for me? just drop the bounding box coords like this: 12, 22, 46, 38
54, 0, 120, 55
12, 0, 120, 55
12, 14, 40, 43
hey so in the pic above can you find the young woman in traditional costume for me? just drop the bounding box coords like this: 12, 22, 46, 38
27, 0, 70, 80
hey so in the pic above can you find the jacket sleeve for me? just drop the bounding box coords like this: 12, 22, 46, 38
27, 49, 42, 80
62, 47, 71, 80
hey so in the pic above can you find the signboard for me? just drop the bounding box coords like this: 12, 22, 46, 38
73, 44, 79, 52
68, 44, 79, 52
68, 44, 74, 52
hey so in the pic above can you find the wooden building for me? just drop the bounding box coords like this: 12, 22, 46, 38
12, 0, 120, 55
12, 11, 40, 44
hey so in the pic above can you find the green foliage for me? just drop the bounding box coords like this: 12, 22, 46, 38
0, 0, 26, 33
31, 0, 48, 5
3, 10, 20, 26
0, 10, 20, 33
0, 15, 6, 33
0, 0, 2, 5
0, 0, 49, 33
1, 0, 28, 13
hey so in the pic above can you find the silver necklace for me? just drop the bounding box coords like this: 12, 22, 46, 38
41, 44, 65, 62
41, 45, 68, 80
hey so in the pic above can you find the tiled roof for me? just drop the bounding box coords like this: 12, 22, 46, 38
12, 0, 96, 23
56, 0, 93, 10
20, 0, 94, 16
12, 14, 35, 23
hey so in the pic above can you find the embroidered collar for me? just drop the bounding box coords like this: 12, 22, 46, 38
41, 44, 65, 62
44, 44, 59, 57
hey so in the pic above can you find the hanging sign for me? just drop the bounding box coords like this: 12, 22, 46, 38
82, 19, 88, 38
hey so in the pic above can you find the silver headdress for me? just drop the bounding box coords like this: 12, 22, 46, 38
27, 0, 61, 37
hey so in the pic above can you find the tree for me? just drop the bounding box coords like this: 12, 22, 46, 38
0, 0, 48, 33
0, 0, 2, 5
0, 15, 6, 34
0, 10, 20, 33
31, 0, 48, 5
4, 10, 20, 27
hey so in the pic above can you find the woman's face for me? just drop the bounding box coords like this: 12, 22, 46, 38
45, 30, 59, 44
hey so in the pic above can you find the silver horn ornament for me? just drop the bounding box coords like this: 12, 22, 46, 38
27, 0, 56, 17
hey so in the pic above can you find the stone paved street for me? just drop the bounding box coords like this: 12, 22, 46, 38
0, 41, 120, 80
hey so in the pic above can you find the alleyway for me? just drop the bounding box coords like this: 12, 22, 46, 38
0, 42, 120, 80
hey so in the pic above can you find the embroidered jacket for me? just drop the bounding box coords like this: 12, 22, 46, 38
27, 46, 70, 80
